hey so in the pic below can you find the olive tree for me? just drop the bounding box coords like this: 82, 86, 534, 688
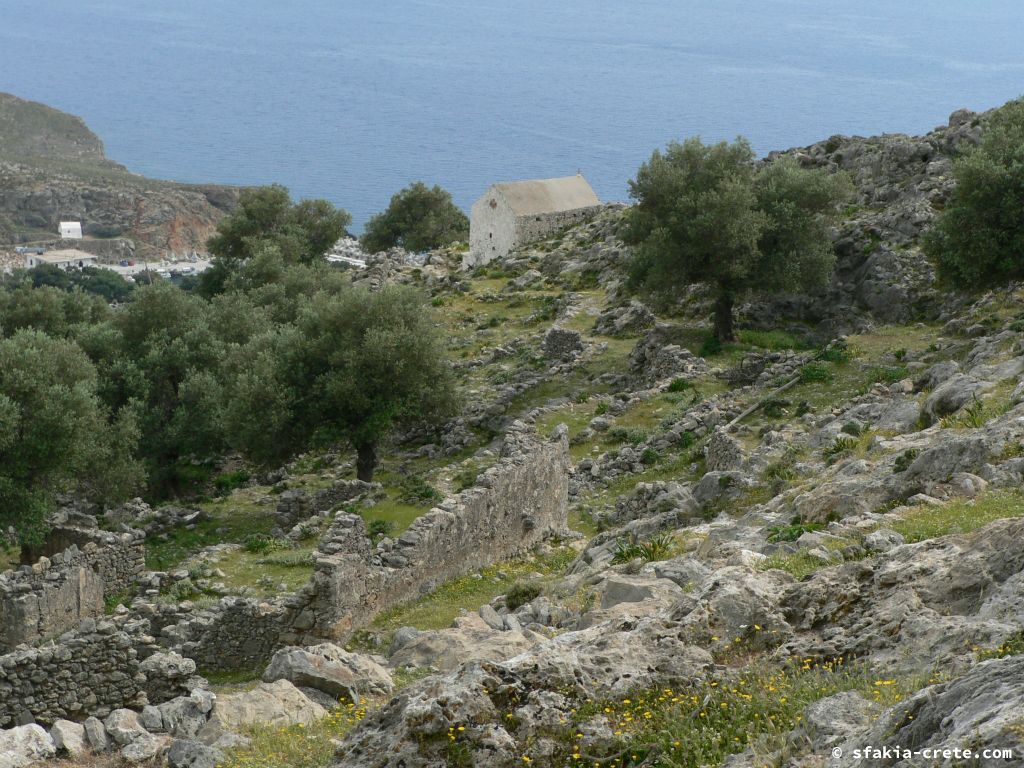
0, 330, 142, 553
225, 285, 457, 481
361, 182, 468, 254
924, 98, 1024, 287
624, 137, 852, 340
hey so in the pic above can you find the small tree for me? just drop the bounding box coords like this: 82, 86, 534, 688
361, 182, 468, 254
225, 285, 457, 481
924, 98, 1024, 288
623, 137, 852, 341
201, 185, 351, 296
0, 330, 142, 553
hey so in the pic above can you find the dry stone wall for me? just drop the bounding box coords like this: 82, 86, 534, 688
286, 426, 570, 643
0, 616, 191, 727
42, 525, 145, 595
0, 546, 104, 652
153, 427, 571, 672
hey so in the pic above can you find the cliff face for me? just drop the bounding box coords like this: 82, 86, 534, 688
0, 93, 240, 255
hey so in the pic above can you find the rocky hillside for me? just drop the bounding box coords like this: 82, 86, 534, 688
3, 105, 1024, 768
0, 93, 240, 256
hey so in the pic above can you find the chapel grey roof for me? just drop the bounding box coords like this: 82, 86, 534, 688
491, 175, 600, 216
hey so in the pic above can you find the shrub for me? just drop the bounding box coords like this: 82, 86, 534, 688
840, 421, 863, 437
823, 436, 859, 461
244, 534, 288, 554
766, 520, 823, 543
397, 474, 442, 505
612, 533, 675, 564
893, 448, 920, 473
761, 398, 789, 418
819, 344, 852, 364
640, 447, 660, 465
367, 519, 393, 541
213, 470, 250, 495
594, 401, 609, 416
667, 377, 693, 393
799, 362, 833, 383
505, 582, 542, 611
699, 334, 723, 357
923, 98, 1024, 288
607, 426, 648, 445
360, 182, 468, 254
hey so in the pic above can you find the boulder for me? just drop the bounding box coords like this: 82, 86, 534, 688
477, 604, 505, 631
50, 719, 87, 758
200, 680, 326, 743
0, 724, 56, 767
389, 625, 537, 672
158, 690, 216, 739
790, 691, 880, 752
597, 574, 685, 610
83, 716, 108, 751
104, 708, 148, 747
262, 644, 394, 702
167, 739, 225, 768
922, 373, 990, 422
121, 733, 169, 763
832, 655, 1024, 767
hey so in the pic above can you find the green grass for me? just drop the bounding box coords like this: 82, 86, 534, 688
220, 703, 369, 768
759, 536, 859, 580
887, 491, 1024, 543
761, 491, 1024, 580
210, 545, 317, 596
736, 328, 809, 351
357, 546, 577, 637
145, 493, 276, 572
512, 659, 930, 768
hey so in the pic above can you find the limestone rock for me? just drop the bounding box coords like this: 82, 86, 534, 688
50, 719, 87, 758
389, 625, 537, 672
158, 690, 215, 739
262, 644, 394, 702
166, 739, 225, 768
121, 732, 169, 763
832, 655, 1024, 767
104, 708, 148, 746
83, 716, 108, 751
0, 724, 56, 767
200, 680, 325, 742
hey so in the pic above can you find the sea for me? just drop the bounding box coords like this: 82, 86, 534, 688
1, 0, 1023, 230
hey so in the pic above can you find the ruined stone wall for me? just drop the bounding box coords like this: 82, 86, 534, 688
151, 429, 569, 672
286, 427, 570, 643
42, 526, 145, 595
0, 546, 105, 652
0, 616, 190, 727
171, 598, 285, 673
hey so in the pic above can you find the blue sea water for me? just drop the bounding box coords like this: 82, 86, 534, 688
1, 1, 1023, 229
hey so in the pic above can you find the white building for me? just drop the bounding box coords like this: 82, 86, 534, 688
465, 175, 601, 268
25, 249, 97, 270
59, 221, 83, 239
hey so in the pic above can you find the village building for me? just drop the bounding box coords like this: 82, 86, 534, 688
465, 175, 601, 268
59, 221, 83, 239
25, 248, 97, 269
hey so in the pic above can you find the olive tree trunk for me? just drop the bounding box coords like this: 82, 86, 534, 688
355, 441, 378, 483
714, 291, 737, 342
